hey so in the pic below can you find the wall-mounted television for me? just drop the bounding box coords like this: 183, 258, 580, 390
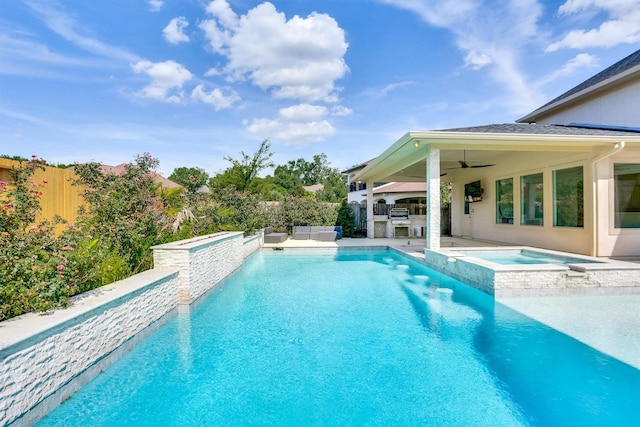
464, 180, 483, 203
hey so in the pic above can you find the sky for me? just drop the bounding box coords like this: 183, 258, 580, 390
1, 0, 640, 178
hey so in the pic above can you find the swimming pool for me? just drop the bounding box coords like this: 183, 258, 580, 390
38, 250, 640, 426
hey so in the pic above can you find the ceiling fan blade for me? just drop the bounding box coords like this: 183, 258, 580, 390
469, 164, 495, 168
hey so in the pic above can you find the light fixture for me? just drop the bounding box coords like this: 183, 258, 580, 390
413, 141, 420, 148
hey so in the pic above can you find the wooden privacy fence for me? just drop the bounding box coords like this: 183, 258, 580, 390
0, 158, 84, 228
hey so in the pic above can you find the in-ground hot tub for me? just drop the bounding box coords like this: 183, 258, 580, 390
423, 246, 640, 297
449, 248, 604, 266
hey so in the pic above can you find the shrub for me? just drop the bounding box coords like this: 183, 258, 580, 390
269, 195, 339, 232
335, 201, 356, 237
71, 153, 172, 274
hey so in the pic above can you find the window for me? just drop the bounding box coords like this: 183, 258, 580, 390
521, 173, 543, 226
614, 164, 640, 228
495, 178, 513, 224
553, 166, 583, 227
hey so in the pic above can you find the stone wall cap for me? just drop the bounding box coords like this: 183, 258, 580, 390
152, 231, 244, 251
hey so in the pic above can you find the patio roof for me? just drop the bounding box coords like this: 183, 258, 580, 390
352, 123, 640, 183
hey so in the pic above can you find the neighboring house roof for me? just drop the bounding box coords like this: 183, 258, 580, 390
100, 164, 182, 189
373, 182, 426, 194
303, 183, 324, 193
517, 48, 640, 123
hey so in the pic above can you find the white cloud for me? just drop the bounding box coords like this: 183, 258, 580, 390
163, 17, 190, 44
380, 81, 415, 96
464, 50, 493, 70
536, 53, 598, 87
132, 60, 193, 103
205, 0, 239, 29
148, 0, 163, 12
279, 104, 328, 121
379, 0, 546, 115
244, 103, 336, 145
191, 85, 240, 110
25, 1, 140, 62
557, 53, 598, 75
200, 0, 349, 103
331, 105, 353, 116
379, 0, 478, 27
547, 1, 640, 51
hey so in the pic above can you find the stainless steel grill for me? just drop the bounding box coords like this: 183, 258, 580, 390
388, 207, 409, 219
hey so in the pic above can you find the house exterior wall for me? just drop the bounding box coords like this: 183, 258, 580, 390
533, 79, 640, 127
595, 152, 640, 256
447, 149, 629, 256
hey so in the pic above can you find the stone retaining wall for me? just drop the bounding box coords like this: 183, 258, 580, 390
0, 231, 259, 426
152, 232, 245, 305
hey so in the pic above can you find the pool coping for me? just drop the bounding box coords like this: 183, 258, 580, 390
438, 246, 636, 272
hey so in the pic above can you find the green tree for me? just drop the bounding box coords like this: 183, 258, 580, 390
271, 154, 346, 202
316, 170, 347, 202
169, 167, 209, 195
209, 139, 275, 193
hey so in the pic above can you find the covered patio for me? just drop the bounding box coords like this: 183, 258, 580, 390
350, 124, 640, 258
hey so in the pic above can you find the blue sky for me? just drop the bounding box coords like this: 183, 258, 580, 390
1, 0, 639, 177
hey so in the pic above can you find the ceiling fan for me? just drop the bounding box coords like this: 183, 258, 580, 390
446, 150, 495, 170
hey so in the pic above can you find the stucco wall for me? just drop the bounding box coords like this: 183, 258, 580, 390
448, 150, 606, 255
534, 79, 640, 128
595, 153, 640, 257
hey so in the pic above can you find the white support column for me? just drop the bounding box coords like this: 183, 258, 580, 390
425, 147, 441, 249
366, 180, 374, 238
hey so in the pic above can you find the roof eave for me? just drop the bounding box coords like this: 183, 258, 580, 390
352, 130, 634, 183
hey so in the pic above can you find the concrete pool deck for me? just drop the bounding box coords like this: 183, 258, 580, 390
263, 236, 640, 370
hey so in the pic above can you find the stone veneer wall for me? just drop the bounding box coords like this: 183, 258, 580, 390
243, 231, 263, 260
1, 231, 259, 427
423, 250, 496, 295
0, 270, 179, 427
152, 232, 245, 305
423, 248, 640, 297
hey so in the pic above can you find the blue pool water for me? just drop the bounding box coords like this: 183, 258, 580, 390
38, 250, 640, 426
454, 248, 603, 265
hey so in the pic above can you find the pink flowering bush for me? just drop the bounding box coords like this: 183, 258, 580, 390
0, 158, 86, 319
71, 153, 172, 275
